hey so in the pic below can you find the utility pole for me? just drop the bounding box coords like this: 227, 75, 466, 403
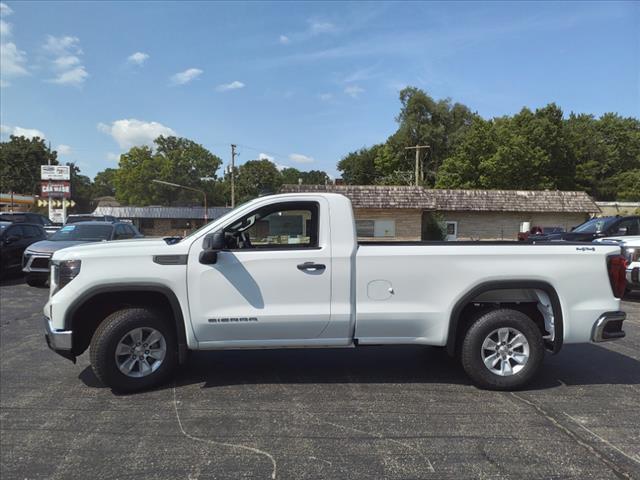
405, 145, 430, 186
47, 141, 53, 221
230, 144, 237, 208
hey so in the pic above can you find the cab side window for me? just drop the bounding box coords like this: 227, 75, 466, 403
114, 224, 129, 240
226, 202, 319, 249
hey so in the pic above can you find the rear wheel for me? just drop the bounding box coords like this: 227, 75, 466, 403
461, 308, 544, 390
90, 307, 177, 393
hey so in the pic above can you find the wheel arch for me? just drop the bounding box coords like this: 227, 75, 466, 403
446, 280, 563, 357
64, 283, 189, 363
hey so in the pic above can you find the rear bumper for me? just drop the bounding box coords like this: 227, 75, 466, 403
43, 316, 75, 362
591, 311, 626, 342
626, 267, 639, 289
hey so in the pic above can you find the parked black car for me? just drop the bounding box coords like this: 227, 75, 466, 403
22, 221, 143, 286
0, 212, 59, 235
545, 216, 640, 242
0, 222, 47, 279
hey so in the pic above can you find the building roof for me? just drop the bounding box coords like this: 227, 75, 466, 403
281, 184, 437, 209
92, 206, 232, 219
432, 189, 599, 213
281, 184, 599, 213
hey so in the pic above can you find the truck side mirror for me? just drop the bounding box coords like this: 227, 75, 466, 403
199, 231, 225, 264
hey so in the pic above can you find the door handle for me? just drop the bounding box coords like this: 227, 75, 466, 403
297, 262, 326, 272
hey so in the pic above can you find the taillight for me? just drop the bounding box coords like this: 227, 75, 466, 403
607, 255, 627, 299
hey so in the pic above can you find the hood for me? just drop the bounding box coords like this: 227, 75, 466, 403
52, 237, 184, 261
25, 239, 93, 255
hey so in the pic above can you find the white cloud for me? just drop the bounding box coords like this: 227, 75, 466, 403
170, 68, 202, 85
318, 93, 333, 102
344, 84, 364, 98
309, 21, 336, 35
289, 153, 314, 164
106, 152, 120, 162
1, 124, 45, 139
0, 3, 28, 87
43, 35, 88, 86
56, 144, 72, 156
0, 18, 11, 37
98, 119, 176, 150
43, 35, 82, 56
258, 153, 275, 162
216, 80, 245, 92
0, 41, 27, 78
279, 35, 290, 45
127, 51, 149, 65
0, 3, 13, 16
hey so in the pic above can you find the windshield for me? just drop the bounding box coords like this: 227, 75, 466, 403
49, 224, 113, 241
572, 218, 614, 234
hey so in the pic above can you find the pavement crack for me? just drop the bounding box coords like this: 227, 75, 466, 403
172, 385, 277, 479
510, 392, 633, 480
318, 418, 436, 473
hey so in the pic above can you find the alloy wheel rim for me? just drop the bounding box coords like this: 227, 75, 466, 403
481, 327, 530, 376
115, 327, 166, 378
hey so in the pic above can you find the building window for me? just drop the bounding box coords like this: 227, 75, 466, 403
171, 219, 193, 229
445, 221, 458, 241
356, 219, 396, 238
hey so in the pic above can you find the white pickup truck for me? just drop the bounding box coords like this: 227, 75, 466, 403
43, 193, 628, 392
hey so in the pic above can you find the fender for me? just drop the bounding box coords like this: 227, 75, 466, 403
64, 283, 189, 364
446, 280, 564, 356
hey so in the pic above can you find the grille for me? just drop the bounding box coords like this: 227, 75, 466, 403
31, 257, 51, 269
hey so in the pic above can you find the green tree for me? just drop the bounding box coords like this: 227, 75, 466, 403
300, 170, 330, 185
114, 136, 223, 206
67, 162, 93, 212
281, 167, 303, 185
0, 136, 58, 194
234, 159, 282, 202
92, 168, 117, 197
337, 144, 383, 184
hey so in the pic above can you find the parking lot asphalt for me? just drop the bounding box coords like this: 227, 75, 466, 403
1, 276, 639, 480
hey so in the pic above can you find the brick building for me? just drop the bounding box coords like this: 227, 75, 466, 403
281, 185, 599, 241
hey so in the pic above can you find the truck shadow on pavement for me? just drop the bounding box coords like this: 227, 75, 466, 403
79, 342, 640, 393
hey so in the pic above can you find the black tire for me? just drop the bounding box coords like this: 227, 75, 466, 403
90, 307, 177, 393
26, 274, 48, 287
461, 308, 544, 390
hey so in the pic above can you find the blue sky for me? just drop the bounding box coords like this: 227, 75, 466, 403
1, 1, 638, 179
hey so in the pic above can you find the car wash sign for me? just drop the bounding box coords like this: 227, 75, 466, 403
41, 165, 70, 181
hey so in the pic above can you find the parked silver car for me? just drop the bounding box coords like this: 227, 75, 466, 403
22, 221, 142, 286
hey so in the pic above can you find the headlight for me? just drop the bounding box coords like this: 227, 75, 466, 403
51, 259, 81, 294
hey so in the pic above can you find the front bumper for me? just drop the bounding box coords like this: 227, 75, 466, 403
43, 316, 75, 362
591, 311, 626, 342
626, 267, 639, 289
23, 253, 52, 273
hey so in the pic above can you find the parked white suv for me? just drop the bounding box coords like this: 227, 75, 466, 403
43, 193, 628, 392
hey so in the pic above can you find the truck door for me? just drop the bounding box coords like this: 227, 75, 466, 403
187, 199, 332, 344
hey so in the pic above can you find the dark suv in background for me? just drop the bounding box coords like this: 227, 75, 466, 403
0, 222, 47, 279
546, 215, 640, 242
0, 212, 59, 235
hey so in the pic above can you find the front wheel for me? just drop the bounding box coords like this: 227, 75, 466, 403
89, 307, 177, 393
461, 309, 545, 390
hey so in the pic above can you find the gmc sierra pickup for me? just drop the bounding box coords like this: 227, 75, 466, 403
43, 193, 628, 392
